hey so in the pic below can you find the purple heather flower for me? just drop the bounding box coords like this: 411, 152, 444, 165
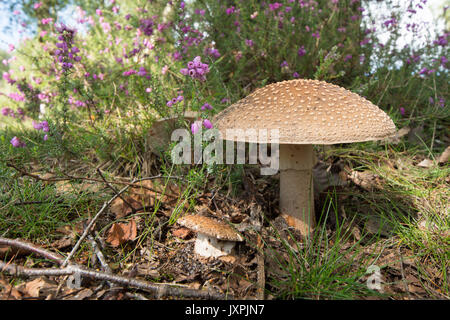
419, 67, 428, 75
226, 6, 235, 15
268, 2, 283, 11
191, 121, 201, 134
41, 18, 53, 25
180, 56, 209, 81
399, 107, 405, 116
383, 18, 397, 28
245, 39, 254, 47
203, 119, 212, 129
10, 136, 25, 148
201, 103, 212, 110
1, 107, 11, 116
434, 34, 448, 47
298, 46, 306, 56
293, 72, 300, 78
205, 47, 221, 58
311, 31, 320, 39
43, 134, 48, 141
137, 67, 147, 77
280, 61, 289, 68
140, 18, 154, 36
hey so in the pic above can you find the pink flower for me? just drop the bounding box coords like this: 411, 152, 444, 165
203, 119, 213, 129
33, 2, 43, 9
191, 121, 201, 134
10, 136, 25, 148
41, 17, 53, 25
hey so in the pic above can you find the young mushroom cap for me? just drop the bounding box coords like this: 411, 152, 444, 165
213, 79, 397, 236
177, 215, 243, 258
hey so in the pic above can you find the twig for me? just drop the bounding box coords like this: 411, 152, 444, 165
0, 261, 230, 300
398, 247, 412, 300
61, 174, 180, 267
6, 162, 180, 199
61, 181, 132, 267
96, 168, 138, 214
87, 235, 112, 274
256, 235, 265, 300
0, 237, 64, 265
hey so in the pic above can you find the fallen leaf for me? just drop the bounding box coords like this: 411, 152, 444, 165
385, 126, 410, 144
106, 219, 137, 247
48, 236, 73, 250
0, 277, 22, 299
218, 255, 237, 264
172, 227, 192, 239
438, 146, 450, 164
71, 288, 94, 300
110, 196, 142, 219
349, 170, 382, 191
417, 158, 434, 168
22, 277, 56, 298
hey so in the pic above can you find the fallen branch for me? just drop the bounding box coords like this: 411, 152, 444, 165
87, 235, 112, 274
62, 174, 180, 266
61, 181, 133, 267
96, 168, 138, 214
0, 237, 64, 265
6, 162, 180, 199
0, 261, 230, 300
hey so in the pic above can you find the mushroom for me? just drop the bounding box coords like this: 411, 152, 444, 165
213, 79, 396, 237
177, 215, 243, 258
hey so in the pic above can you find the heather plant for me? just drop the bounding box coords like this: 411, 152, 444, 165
1, 0, 447, 154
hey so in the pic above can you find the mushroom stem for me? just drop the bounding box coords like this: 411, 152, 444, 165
194, 233, 236, 258
279, 144, 316, 237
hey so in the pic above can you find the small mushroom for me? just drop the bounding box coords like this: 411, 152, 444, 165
177, 215, 243, 258
213, 79, 397, 237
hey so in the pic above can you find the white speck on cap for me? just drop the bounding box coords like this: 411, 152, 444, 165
213, 79, 397, 144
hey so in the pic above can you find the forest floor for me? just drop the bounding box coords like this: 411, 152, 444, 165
0, 118, 448, 300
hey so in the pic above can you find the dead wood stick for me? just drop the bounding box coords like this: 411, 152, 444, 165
87, 235, 112, 274
0, 237, 64, 265
0, 261, 230, 300
96, 168, 138, 214
256, 234, 265, 300
398, 247, 412, 300
62, 174, 180, 267
6, 162, 180, 199
61, 181, 132, 267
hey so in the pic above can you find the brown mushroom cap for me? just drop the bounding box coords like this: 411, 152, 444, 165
213, 79, 396, 144
177, 215, 243, 242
